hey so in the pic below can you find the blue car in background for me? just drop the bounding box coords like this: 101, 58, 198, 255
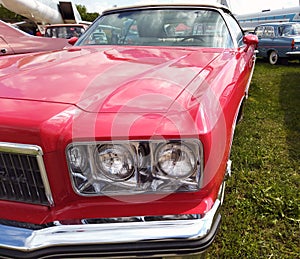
254, 22, 300, 64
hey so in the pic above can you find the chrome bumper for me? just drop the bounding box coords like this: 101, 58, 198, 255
286, 51, 300, 57
0, 199, 221, 258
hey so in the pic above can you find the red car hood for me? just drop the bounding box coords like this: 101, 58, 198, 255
0, 46, 221, 113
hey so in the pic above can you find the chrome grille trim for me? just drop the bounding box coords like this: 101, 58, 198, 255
0, 142, 53, 206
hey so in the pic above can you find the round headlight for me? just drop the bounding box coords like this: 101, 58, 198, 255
68, 146, 88, 172
156, 142, 197, 179
94, 144, 134, 181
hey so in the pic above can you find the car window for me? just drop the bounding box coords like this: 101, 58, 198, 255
293, 24, 300, 35
77, 9, 234, 48
45, 26, 85, 39
263, 26, 275, 38
254, 26, 264, 37
281, 24, 300, 36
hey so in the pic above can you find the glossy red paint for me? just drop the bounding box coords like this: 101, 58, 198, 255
0, 41, 257, 224
0, 4, 260, 257
0, 20, 70, 56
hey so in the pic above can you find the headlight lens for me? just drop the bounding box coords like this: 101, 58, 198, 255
68, 146, 88, 172
66, 139, 203, 196
156, 143, 197, 179
94, 144, 134, 181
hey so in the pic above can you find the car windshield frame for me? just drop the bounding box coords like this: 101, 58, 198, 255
76, 7, 235, 48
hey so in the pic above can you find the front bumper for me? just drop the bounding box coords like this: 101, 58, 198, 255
0, 199, 221, 258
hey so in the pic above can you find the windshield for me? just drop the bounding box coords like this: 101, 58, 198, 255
77, 8, 234, 48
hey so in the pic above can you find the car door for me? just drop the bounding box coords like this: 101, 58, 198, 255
0, 37, 14, 56
258, 26, 276, 57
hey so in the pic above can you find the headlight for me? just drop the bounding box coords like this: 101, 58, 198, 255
68, 146, 88, 172
94, 144, 134, 181
66, 139, 203, 196
156, 142, 197, 179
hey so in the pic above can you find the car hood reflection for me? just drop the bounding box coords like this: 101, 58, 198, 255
0, 46, 222, 113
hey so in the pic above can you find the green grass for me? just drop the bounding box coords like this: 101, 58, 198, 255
204, 61, 300, 258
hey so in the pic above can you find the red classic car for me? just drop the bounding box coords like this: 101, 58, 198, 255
0, 3, 258, 258
0, 20, 70, 56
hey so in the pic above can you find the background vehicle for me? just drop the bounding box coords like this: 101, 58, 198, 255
0, 3, 258, 258
44, 23, 89, 39
236, 6, 300, 32
254, 22, 300, 64
0, 20, 70, 56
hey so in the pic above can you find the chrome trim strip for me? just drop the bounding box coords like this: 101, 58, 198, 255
0, 199, 220, 253
36, 154, 54, 206
0, 142, 43, 156
286, 51, 300, 55
245, 53, 257, 99
0, 142, 54, 206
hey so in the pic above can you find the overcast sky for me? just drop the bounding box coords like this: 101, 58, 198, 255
72, 0, 299, 14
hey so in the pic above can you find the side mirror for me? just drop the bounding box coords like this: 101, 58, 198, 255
68, 37, 78, 46
243, 34, 259, 52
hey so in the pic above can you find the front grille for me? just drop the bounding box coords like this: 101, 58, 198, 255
0, 142, 53, 206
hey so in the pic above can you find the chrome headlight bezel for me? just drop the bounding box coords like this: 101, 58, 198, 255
66, 139, 203, 196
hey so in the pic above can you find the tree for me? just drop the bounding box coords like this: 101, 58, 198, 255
76, 4, 99, 22
0, 4, 23, 23
0, 4, 37, 34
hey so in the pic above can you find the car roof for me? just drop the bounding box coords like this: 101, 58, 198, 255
102, 3, 231, 15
